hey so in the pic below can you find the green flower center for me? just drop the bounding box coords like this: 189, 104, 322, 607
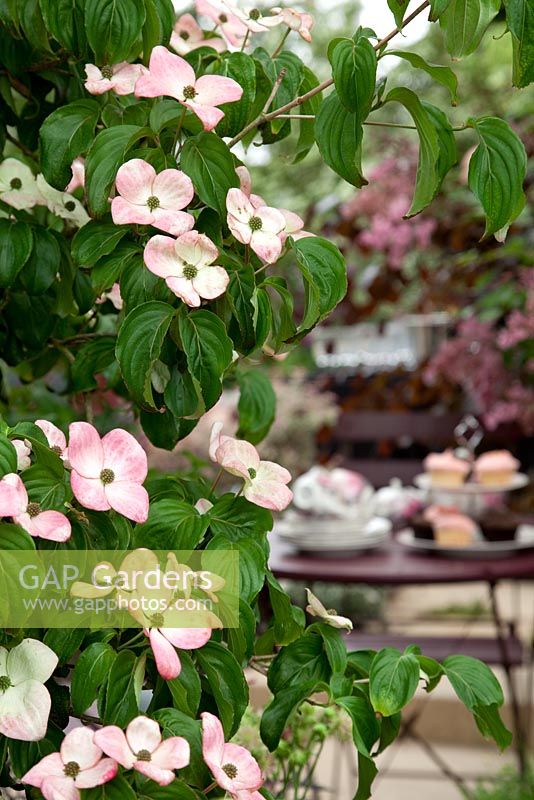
65, 200, 76, 212
101, 65, 114, 80
147, 195, 160, 211
180, 31, 190, 40
100, 468, 115, 485
222, 763, 238, 779
63, 761, 80, 778
136, 749, 152, 762
10, 178, 22, 190
27, 502, 41, 518
152, 612, 165, 627
249, 8, 261, 19
219, 13, 228, 22
183, 85, 197, 100
0, 675, 11, 691
183, 264, 198, 280
248, 467, 257, 479
248, 216, 262, 232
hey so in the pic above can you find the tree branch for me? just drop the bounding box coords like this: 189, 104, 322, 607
227, 0, 431, 147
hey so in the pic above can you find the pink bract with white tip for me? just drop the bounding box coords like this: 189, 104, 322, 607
201, 712, 264, 798
144, 230, 229, 307
68, 422, 149, 523
23, 726, 118, 800
209, 423, 293, 511
95, 715, 190, 786
147, 627, 212, 680
36, 420, 69, 461
135, 46, 243, 131
111, 159, 195, 236
0, 473, 71, 542
84, 62, 147, 95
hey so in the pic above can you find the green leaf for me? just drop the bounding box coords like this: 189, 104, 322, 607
207, 534, 266, 605
237, 370, 276, 444
266, 571, 305, 646
43, 627, 86, 664
142, 0, 174, 58
85, 775, 137, 800
153, 708, 210, 788
39, 0, 86, 51
99, 650, 145, 727
0, 219, 33, 288
133, 499, 208, 549
8, 723, 63, 778
136, 780, 205, 800
442, 655, 512, 748
0, 434, 17, 476
207, 495, 273, 540
336, 695, 380, 758
260, 679, 321, 751
467, 116, 527, 238
116, 300, 175, 409
294, 66, 322, 163
504, 0, 534, 87
196, 641, 248, 737
355, 752, 378, 800
71, 337, 116, 392
0, 523, 35, 549
72, 222, 127, 267
429, 0, 453, 20
439, 0, 501, 57
385, 50, 458, 104
268, 631, 331, 695
330, 36, 377, 115
164, 367, 203, 419
20, 227, 61, 295
226, 260, 256, 355
86, 125, 150, 217
383, 86, 441, 216
178, 310, 233, 410
311, 623, 348, 675
422, 101, 458, 188
213, 53, 257, 138
180, 132, 239, 218
91, 241, 140, 293
387, 0, 410, 26
315, 91, 367, 187
71, 642, 118, 715
369, 647, 420, 716
85, 0, 146, 63
289, 236, 347, 340
167, 651, 201, 717
39, 100, 100, 189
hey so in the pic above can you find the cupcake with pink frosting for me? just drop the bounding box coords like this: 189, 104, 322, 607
423, 450, 470, 487
431, 510, 478, 548
473, 450, 520, 486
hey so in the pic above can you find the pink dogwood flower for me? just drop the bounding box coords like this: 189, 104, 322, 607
36, 420, 69, 462
272, 7, 314, 41
236, 166, 312, 244
0, 473, 71, 542
0, 639, 57, 741
148, 627, 212, 681
23, 726, 118, 800
144, 231, 229, 307
84, 62, 147, 95
68, 422, 149, 523
202, 712, 263, 799
210, 423, 293, 511
95, 716, 190, 786
111, 159, 195, 236
171, 13, 226, 55
196, 0, 248, 46
135, 46, 243, 131
226, 188, 286, 264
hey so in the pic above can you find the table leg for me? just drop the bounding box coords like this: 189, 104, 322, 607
487, 580, 527, 775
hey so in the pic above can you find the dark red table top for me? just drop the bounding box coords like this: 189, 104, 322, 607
268, 533, 534, 586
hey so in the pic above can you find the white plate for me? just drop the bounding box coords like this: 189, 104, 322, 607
276, 518, 391, 555
414, 473, 529, 495
398, 526, 534, 560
